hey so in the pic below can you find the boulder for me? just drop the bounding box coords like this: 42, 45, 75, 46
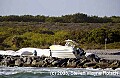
86, 54, 100, 62
15, 59, 23, 66
95, 62, 109, 69
31, 60, 37, 67
109, 61, 119, 70
83, 62, 97, 67
99, 59, 109, 63
32, 60, 37, 65
57, 58, 68, 67
37, 60, 44, 67
67, 58, 76, 67
23, 57, 27, 63
0, 55, 3, 62
26, 57, 32, 65
2, 56, 12, 66
52, 60, 59, 66
77, 59, 90, 67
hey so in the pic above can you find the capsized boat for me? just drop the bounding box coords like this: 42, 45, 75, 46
49, 39, 86, 58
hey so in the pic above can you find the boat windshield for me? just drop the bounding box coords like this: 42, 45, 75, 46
65, 40, 78, 47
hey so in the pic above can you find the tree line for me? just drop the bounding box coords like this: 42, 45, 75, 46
0, 13, 120, 23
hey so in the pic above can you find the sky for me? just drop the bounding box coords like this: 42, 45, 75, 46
0, 0, 120, 17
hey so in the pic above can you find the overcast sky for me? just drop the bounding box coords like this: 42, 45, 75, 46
0, 0, 120, 16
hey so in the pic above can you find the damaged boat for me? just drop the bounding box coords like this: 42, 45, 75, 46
49, 39, 86, 58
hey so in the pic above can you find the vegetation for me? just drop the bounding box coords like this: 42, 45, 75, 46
0, 21, 120, 50
0, 13, 120, 23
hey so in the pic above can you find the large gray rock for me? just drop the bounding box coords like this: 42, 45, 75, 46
52, 61, 59, 66
109, 61, 119, 70
86, 54, 100, 62
95, 62, 109, 69
15, 59, 23, 66
51, 58, 68, 67
37, 60, 44, 67
23, 57, 27, 63
2, 56, 13, 66
32, 60, 37, 65
26, 57, 32, 65
77, 58, 90, 67
59, 58, 69, 67
83, 62, 97, 67
31, 60, 37, 67
0, 55, 3, 62
67, 58, 76, 67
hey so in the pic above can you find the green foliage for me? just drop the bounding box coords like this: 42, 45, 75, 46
85, 28, 120, 44
87, 28, 107, 44
0, 32, 9, 43
0, 22, 120, 50
111, 16, 120, 23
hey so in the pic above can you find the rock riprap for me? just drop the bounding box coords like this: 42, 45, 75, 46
0, 55, 120, 69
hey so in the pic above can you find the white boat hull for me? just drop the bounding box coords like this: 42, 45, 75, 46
51, 50, 82, 58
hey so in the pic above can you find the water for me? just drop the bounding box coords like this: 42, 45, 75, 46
0, 67, 120, 78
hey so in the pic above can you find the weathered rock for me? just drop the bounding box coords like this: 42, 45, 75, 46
9, 57, 16, 67
0, 55, 120, 69
3, 59, 10, 66
37, 60, 44, 67
2, 56, 12, 66
44, 57, 52, 64
67, 58, 76, 67
99, 59, 109, 63
31, 56, 38, 60
76, 60, 81, 67
32, 60, 37, 65
31, 60, 37, 67
109, 61, 119, 70
0, 55, 3, 62
77, 59, 90, 67
40, 55, 46, 60
95, 62, 109, 69
23, 57, 27, 63
42, 60, 49, 67
60, 58, 69, 67
83, 62, 97, 67
86, 54, 100, 62
15, 59, 23, 66
52, 61, 59, 66
56, 58, 67, 67
26, 57, 32, 65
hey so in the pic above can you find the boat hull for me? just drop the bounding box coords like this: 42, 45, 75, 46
51, 50, 81, 58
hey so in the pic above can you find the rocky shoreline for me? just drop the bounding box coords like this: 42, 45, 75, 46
0, 55, 120, 70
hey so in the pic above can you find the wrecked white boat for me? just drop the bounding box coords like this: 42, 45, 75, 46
50, 39, 86, 58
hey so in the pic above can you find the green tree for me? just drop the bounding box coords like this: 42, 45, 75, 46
12, 36, 24, 48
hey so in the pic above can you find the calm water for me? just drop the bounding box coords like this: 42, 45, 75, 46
0, 67, 120, 78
